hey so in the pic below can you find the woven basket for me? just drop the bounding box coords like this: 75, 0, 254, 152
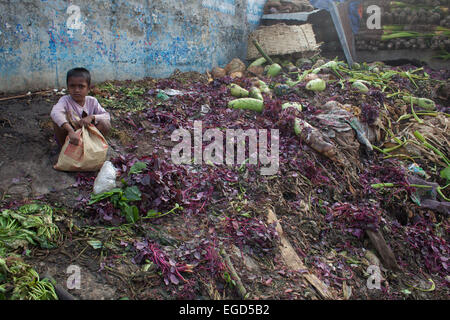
247, 23, 319, 60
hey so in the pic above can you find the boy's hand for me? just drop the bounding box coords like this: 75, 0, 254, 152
62, 122, 81, 145
79, 115, 95, 127
68, 131, 81, 146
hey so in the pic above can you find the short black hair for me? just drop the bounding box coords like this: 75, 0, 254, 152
67, 67, 91, 86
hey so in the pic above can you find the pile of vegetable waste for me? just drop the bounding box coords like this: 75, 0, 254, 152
1, 51, 448, 300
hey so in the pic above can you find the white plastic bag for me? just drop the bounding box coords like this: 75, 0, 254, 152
93, 161, 117, 195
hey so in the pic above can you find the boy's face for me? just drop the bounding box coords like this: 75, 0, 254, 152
67, 76, 90, 104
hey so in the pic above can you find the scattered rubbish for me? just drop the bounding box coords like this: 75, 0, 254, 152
220, 249, 248, 299
315, 101, 353, 132
210, 58, 247, 79
0, 204, 60, 300
247, 65, 264, 77
254, 79, 270, 94
161, 89, 185, 96
366, 229, 400, 271
420, 199, 450, 215
306, 78, 326, 91
0, 89, 53, 102
403, 96, 437, 111
342, 281, 352, 300
267, 63, 282, 77
0, 256, 58, 300
156, 91, 170, 101
352, 81, 369, 94
248, 57, 267, 69
228, 98, 264, 112
230, 71, 244, 79
345, 118, 373, 151
2, 44, 450, 300
408, 163, 427, 178
224, 58, 246, 75
87, 240, 103, 249
294, 118, 337, 160
312, 60, 338, 74
201, 104, 211, 115
251, 39, 275, 65
282, 102, 302, 112
274, 84, 290, 96
249, 87, 263, 101
230, 84, 249, 98
441, 166, 450, 182
42, 273, 77, 300
54, 125, 108, 172
93, 161, 117, 195
56, 88, 66, 96
211, 67, 226, 79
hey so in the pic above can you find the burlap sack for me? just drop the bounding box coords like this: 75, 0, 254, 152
54, 124, 108, 172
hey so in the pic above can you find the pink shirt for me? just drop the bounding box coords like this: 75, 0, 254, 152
51, 95, 111, 127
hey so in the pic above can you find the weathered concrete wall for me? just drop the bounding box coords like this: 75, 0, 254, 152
0, 0, 266, 93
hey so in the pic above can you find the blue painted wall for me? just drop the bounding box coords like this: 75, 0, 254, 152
0, 0, 266, 93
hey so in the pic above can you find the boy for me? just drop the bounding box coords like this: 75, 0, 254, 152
51, 67, 111, 147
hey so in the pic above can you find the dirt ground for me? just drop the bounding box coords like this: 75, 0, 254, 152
0, 70, 448, 301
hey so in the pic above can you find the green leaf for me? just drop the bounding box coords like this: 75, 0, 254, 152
145, 209, 161, 218
123, 186, 141, 202
87, 240, 103, 249
38, 238, 57, 249
111, 193, 122, 207
18, 204, 39, 214
124, 206, 140, 223
129, 162, 147, 175
401, 289, 412, 295
142, 262, 154, 272
410, 193, 421, 206
440, 166, 450, 181
89, 188, 123, 205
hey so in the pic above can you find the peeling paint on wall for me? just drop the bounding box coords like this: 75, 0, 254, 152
247, 0, 266, 24
202, 0, 236, 15
0, 0, 266, 93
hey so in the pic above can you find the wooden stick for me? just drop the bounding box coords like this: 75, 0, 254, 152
267, 208, 335, 299
366, 230, 400, 271
43, 273, 78, 300
0, 90, 53, 102
252, 40, 274, 65
220, 249, 248, 299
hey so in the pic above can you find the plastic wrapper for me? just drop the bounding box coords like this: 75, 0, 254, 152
93, 161, 117, 195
